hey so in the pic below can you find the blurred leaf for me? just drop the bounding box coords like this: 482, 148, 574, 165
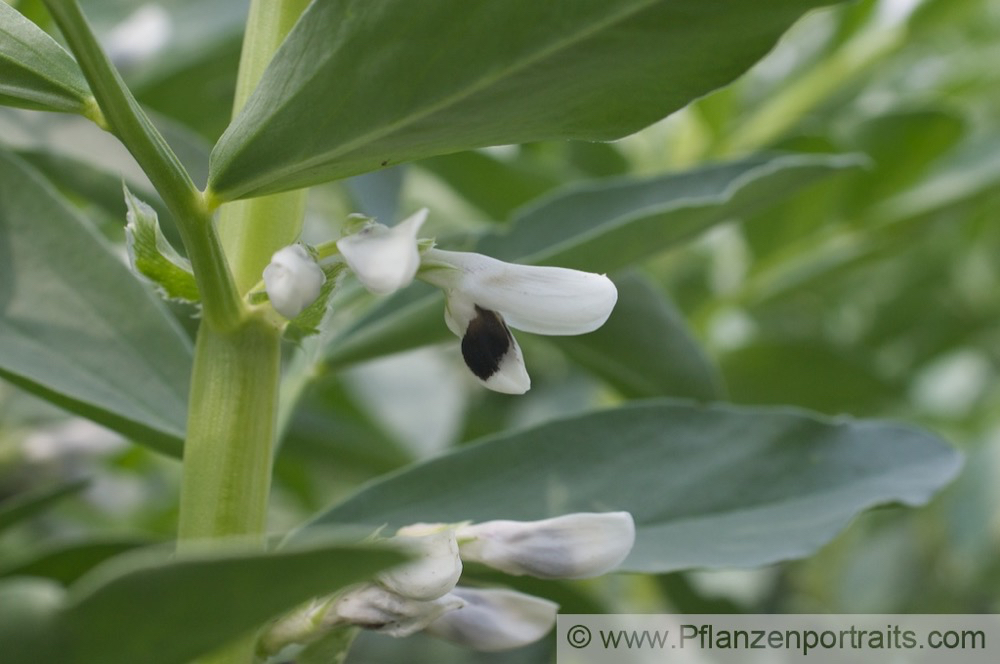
304, 400, 961, 573
0, 150, 191, 456
0, 479, 88, 534
873, 135, 1000, 224
556, 271, 724, 400
124, 0, 248, 141
657, 572, 747, 613
208, 0, 847, 199
847, 109, 966, 201
721, 341, 898, 415
282, 376, 414, 478
0, 1, 92, 114
325, 153, 865, 369
417, 151, 561, 221
0, 538, 405, 664
482, 153, 866, 272
344, 166, 406, 224
0, 536, 154, 586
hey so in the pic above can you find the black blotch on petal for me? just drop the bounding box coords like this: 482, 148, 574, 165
461, 306, 513, 380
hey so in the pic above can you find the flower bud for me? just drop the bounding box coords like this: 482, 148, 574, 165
262, 245, 326, 318
336, 208, 426, 295
425, 587, 558, 651
378, 529, 462, 601
331, 584, 464, 637
457, 511, 635, 579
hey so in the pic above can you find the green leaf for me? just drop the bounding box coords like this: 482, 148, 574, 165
0, 1, 93, 114
555, 271, 723, 400
304, 400, 961, 573
209, 0, 847, 200
0, 150, 191, 456
481, 153, 867, 271
123, 185, 200, 303
0, 536, 154, 586
0, 479, 89, 534
0, 538, 405, 664
324, 153, 865, 369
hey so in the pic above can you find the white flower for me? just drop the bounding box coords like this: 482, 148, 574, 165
378, 529, 462, 601
425, 587, 558, 652
456, 512, 635, 579
262, 245, 326, 318
331, 584, 464, 638
336, 208, 427, 295
419, 248, 618, 394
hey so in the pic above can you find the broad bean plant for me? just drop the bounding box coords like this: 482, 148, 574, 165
0, 1, 971, 663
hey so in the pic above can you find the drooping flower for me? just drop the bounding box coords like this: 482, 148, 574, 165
425, 587, 558, 652
456, 512, 635, 579
336, 208, 427, 295
262, 244, 325, 318
377, 529, 462, 601
419, 248, 618, 394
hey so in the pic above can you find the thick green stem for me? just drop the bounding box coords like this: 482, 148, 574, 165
218, 0, 311, 294
177, 2, 310, 663
177, 318, 281, 543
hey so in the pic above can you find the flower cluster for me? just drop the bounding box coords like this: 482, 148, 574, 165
260, 512, 635, 656
263, 209, 618, 393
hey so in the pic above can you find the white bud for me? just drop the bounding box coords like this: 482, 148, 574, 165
262, 245, 326, 318
425, 587, 558, 652
378, 529, 462, 601
457, 511, 635, 579
336, 208, 426, 295
331, 584, 464, 637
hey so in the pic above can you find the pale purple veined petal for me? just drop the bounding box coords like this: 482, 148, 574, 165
425, 587, 558, 651
378, 529, 462, 601
457, 512, 636, 579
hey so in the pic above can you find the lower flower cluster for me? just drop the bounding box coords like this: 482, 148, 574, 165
260, 512, 635, 657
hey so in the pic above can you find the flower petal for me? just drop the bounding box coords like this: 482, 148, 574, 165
263, 245, 326, 318
459, 306, 530, 394
457, 511, 635, 579
332, 584, 463, 637
378, 529, 462, 601
425, 587, 558, 652
422, 249, 617, 335
337, 208, 427, 295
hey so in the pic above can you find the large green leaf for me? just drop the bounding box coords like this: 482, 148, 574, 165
0, 538, 405, 664
304, 400, 961, 573
0, 149, 191, 455
324, 153, 864, 369
208, 0, 845, 200
0, 1, 92, 113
